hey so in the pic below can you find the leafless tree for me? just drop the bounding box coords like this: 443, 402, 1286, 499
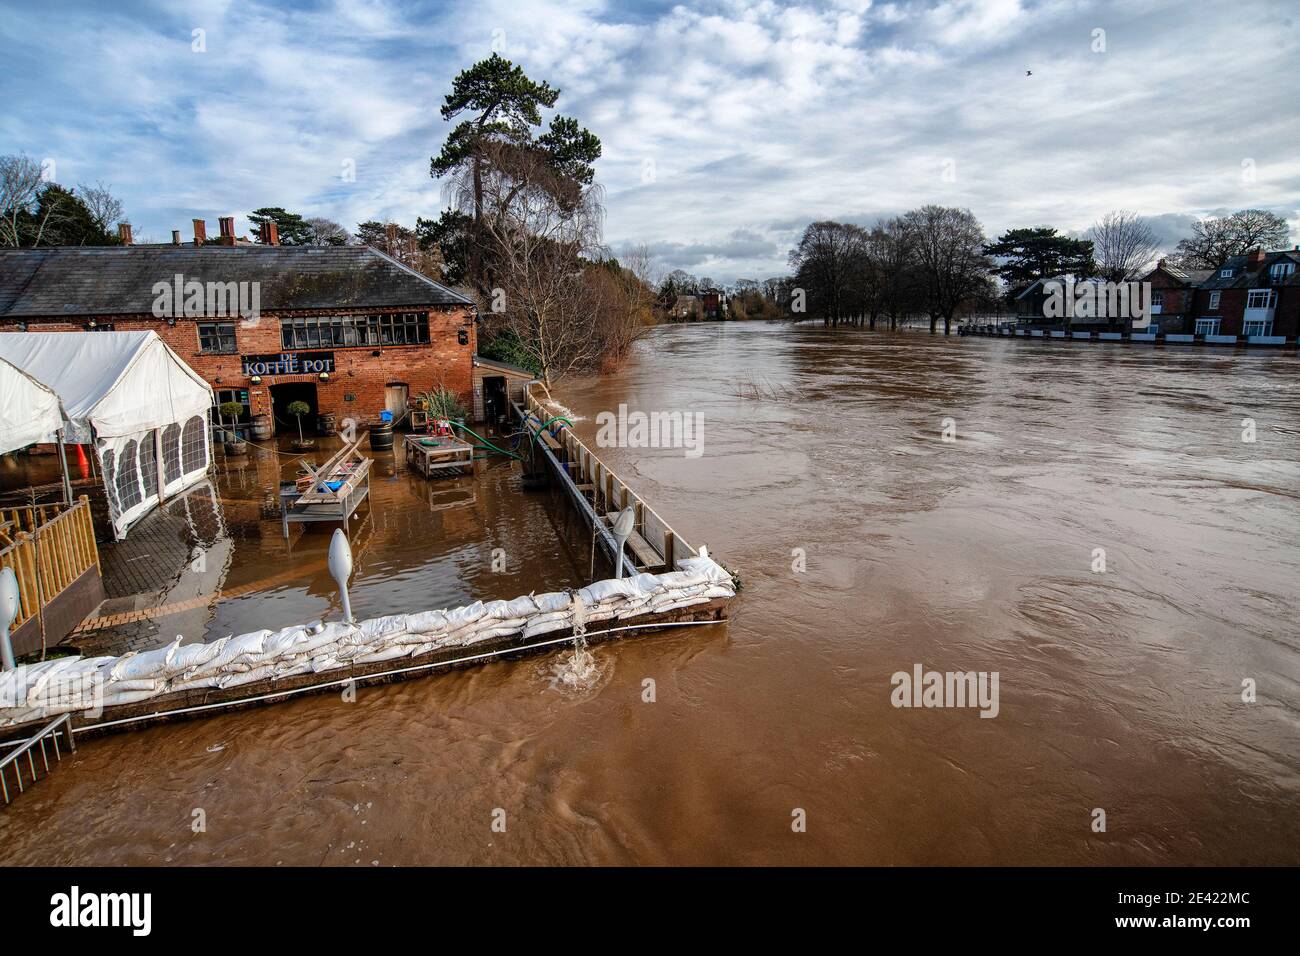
453, 139, 606, 385
1171, 208, 1291, 269
306, 216, 351, 245
1088, 210, 1159, 281
902, 205, 994, 334
77, 181, 125, 235
0, 154, 46, 247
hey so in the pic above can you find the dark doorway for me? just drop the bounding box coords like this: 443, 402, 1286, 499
270, 382, 318, 435
483, 376, 508, 427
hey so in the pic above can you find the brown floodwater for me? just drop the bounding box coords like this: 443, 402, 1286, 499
2, 322, 1298, 865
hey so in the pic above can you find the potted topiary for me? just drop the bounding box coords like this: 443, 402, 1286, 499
287, 400, 315, 450
218, 401, 248, 455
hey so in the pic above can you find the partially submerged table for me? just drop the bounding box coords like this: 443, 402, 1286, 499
281, 438, 373, 537
404, 434, 475, 478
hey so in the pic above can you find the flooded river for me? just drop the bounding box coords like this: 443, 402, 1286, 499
3, 322, 1298, 865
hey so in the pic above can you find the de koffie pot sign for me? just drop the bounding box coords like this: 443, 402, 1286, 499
241, 351, 335, 377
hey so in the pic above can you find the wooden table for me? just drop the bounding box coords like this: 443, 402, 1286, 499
404, 434, 475, 478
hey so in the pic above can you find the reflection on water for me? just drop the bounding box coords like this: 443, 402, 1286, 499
2, 323, 1298, 865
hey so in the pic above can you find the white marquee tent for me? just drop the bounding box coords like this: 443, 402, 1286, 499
0, 331, 214, 538
0, 355, 64, 456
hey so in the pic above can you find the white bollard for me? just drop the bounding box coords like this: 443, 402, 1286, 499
328, 528, 355, 623
612, 505, 636, 580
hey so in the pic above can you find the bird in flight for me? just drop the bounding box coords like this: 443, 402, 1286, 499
1025, 70, 1033, 76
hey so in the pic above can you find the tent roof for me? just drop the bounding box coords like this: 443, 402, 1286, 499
0, 330, 213, 439
0, 355, 64, 454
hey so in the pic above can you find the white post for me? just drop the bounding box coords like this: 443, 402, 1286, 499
328, 528, 355, 623
612, 505, 636, 580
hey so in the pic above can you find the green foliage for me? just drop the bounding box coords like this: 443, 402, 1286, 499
286, 401, 311, 418
14, 183, 120, 247
984, 227, 1095, 292
218, 401, 246, 420
416, 209, 472, 285
248, 207, 313, 245
538, 115, 602, 186
416, 385, 468, 421
478, 331, 542, 376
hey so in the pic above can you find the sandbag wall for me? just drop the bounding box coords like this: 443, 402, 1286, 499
0, 555, 736, 730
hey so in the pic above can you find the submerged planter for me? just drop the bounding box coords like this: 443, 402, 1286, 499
292, 438, 316, 451
224, 439, 248, 456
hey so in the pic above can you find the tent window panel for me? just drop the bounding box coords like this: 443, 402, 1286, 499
162, 424, 182, 485
116, 440, 143, 512
100, 449, 117, 510
181, 415, 207, 473
138, 432, 158, 499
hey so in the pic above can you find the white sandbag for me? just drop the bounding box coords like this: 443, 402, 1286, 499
217, 664, 276, 689
675, 555, 734, 586
273, 658, 315, 679
101, 685, 164, 706
353, 644, 411, 665
445, 601, 485, 630
167, 673, 224, 692
533, 591, 570, 614
110, 641, 179, 682
206, 630, 271, 671
166, 640, 224, 677
522, 614, 573, 638
404, 642, 437, 658
407, 609, 449, 635
360, 614, 408, 639
503, 595, 539, 618
309, 656, 341, 674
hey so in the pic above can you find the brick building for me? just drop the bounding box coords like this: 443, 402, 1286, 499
1142, 248, 1300, 339
0, 238, 480, 433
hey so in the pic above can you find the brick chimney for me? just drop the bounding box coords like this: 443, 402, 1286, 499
258, 221, 280, 245
1156, 257, 1166, 269
117, 223, 133, 245
171, 229, 182, 246
385, 222, 398, 253
218, 216, 236, 246
1246, 248, 1266, 269
193, 219, 208, 245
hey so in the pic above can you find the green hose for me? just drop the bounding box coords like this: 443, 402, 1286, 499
448, 421, 523, 460
529, 415, 573, 449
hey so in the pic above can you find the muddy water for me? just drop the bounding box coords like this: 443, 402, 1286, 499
3, 323, 1298, 865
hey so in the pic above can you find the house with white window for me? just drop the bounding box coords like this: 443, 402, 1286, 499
1156, 248, 1300, 341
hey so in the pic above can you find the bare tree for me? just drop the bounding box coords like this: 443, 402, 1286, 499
1171, 208, 1291, 269
77, 181, 125, 235
0, 154, 46, 247
454, 139, 606, 385
306, 216, 350, 245
1088, 210, 1159, 281
903, 205, 994, 334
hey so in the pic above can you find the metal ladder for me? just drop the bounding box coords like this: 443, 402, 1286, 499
0, 714, 75, 806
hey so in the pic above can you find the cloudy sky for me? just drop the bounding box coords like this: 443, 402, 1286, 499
2, 0, 1297, 283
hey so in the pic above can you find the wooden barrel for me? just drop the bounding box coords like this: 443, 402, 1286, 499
369, 421, 394, 450
318, 412, 337, 436
251, 415, 273, 440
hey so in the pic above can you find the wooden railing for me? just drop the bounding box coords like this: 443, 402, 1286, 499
0, 497, 100, 631
523, 388, 697, 571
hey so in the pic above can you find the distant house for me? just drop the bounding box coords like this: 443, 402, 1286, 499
1142, 260, 1212, 333
1012, 276, 1119, 328
671, 294, 702, 320
1182, 248, 1298, 338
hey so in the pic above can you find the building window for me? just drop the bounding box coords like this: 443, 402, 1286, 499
1244, 319, 1273, 337
1269, 261, 1295, 281
280, 313, 430, 349
198, 321, 238, 354
1195, 318, 1221, 335
1220, 268, 1233, 278
116, 439, 143, 512
1245, 289, 1277, 310
214, 388, 250, 421
1151, 290, 1163, 306
87, 322, 115, 332
1208, 292, 1221, 310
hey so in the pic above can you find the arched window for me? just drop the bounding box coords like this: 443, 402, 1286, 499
116, 440, 142, 512
181, 415, 207, 474
162, 423, 182, 485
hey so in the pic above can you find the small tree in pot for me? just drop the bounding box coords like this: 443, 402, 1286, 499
287, 400, 315, 450
218, 402, 248, 455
